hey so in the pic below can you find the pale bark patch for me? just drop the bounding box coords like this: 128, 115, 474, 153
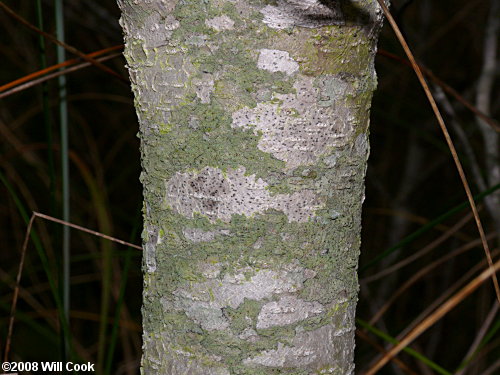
162, 264, 316, 331
182, 227, 231, 243
144, 221, 158, 273
260, 0, 342, 29
232, 76, 353, 169
193, 74, 215, 103
257, 49, 299, 75
243, 323, 354, 372
238, 327, 259, 342
142, 337, 230, 375
205, 15, 235, 31
256, 295, 324, 329
165, 166, 324, 223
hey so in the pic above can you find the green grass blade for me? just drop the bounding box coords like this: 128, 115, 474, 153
35, 0, 56, 216
54, 0, 71, 361
104, 206, 141, 375
0, 171, 73, 359
0, 300, 60, 346
360, 183, 500, 273
357, 318, 452, 375
454, 317, 500, 372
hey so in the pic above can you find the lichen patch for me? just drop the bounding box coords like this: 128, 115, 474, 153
163, 265, 316, 331
232, 76, 354, 169
256, 295, 324, 329
143, 334, 230, 375
182, 227, 230, 243
193, 74, 215, 104
243, 323, 354, 370
144, 221, 158, 273
164, 166, 323, 223
205, 15, 235, 31
257, 49, 299, 76
260, 1, 343, 30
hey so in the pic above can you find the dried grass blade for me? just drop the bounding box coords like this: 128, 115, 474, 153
375, 0, 500, 305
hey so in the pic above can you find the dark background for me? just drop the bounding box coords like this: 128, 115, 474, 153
1, 0, 498, 374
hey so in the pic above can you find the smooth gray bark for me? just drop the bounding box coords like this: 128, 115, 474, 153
117, 1, 383, 373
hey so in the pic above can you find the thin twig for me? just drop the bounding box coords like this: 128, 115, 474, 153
0, 53, 122, 99
455, 301, 499, 375
482, 358, 500, 375
356, 330, 419, 375
475, 0, 500, 236
432, 85, 487, 191
3, 212, 142, 363
0, 45, 123, 93
363, 256, 500, 374
367, 232, 497, 325
375, 0, 500, 305
397, 249, 500, 341
0, 2, 127, 83
3, 214, 35, 363
363, 210, 475, 284
377, 49, 500, 132
32, 212, 142, 250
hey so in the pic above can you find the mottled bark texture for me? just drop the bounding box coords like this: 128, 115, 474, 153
117, 0, 382, 373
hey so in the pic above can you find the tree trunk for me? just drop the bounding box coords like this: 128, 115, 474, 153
117, 0, 383, 373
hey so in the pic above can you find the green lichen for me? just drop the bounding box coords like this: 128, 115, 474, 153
225, 299, 262, 333
195, 39, 296, 111
291, 26, 373, 76
348, 88, 375, 138
172, 2, 215, 37
154, 85, 287, 179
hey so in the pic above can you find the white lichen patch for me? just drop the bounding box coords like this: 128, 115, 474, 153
164, 166, 323, 223
144, 221, 158, 273
256, 295, 324, 329
182, 228, 230, 243
243, 323, 354, 371
257, 49, 299, 75
192, 74, 214, 104
143, 333, 230, 375
181, 267, 310, 309
232, 76, 354, 169
205, 15, 235, 31
183, 228, 217, 242
260, 0, 342, 30
186, 301, 230, 330
125, 11, 180, 49
164, 14, 180, 31
162, 264, 316, 331
239, 327, 259, 342
197, 261, 222, 279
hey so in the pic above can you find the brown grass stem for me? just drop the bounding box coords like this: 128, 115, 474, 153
363, 256, 500, 374
0, 2, 127, 83
3, 211, 141, 363
0, 53, 122, 99
377, 49, 500, 132
375, 0, 500, 306
0, 45, 123, 93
